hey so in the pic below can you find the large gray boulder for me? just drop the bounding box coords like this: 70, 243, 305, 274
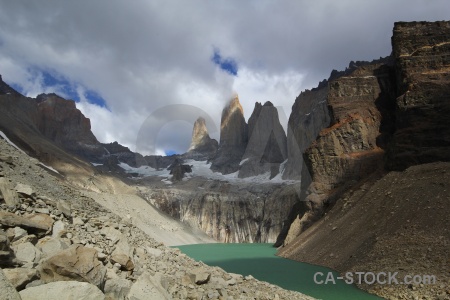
35, 236, 69, 258
13, 242, 42, 265
2, 267, 39, 290
0, 177, 20, 207
39, 245, 106, 289
110, 237, 134, 271
14, 183, 35, 199
128, 272, 170, 300
19, 281, 105, 300
104, 278, 132, 300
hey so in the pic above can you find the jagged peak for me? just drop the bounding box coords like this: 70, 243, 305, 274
188, 116, 212, 151
35, 93, 76, 108
221, 94, 245, 130
192, 117, 209, 139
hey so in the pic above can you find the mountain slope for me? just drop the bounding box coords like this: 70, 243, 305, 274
278, 162, 449, 299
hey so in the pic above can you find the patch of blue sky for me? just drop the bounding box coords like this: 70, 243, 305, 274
165, 150, 178, 156
41, 71, 108, 108
212, 49, 238, 76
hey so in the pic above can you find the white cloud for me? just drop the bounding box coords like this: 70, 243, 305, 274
232, 68, 304, 129
0, 0, 449, 154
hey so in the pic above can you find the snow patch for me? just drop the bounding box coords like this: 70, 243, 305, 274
38, 162, 61, 174
118, 162, 167, 177
116, 157, 298, 184
0, 130, 61, 175
0, 130, 26, 154
270, 159, 288, 182
239, 158, 249, 166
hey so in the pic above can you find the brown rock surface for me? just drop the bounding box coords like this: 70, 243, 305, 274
0, 211, 52, 237
281, 60, 396, 246
110, 237, 135, 271
0, 177, 20, 207
39, 244, 106, 288
0, 268, 21, 300
279, 162, 450, 300
36, 93, 105, 160
2, 267, 39, 290
388, 21, 450, 169
305, 62, 395, 195
0, 80, 98, 183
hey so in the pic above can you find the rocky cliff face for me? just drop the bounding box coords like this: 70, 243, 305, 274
238, 101, 287, 178
140, 179, 299, 243
283, 85, 330, 180
36, 93, 105, 160
281, 59, 396, 245
210, 96, 248, 174
100, 142, 147, 168
280, 21, 450, 283
306, 62, 395, 193
0, 80, 96, 179
185, 117, 218, 160
388, 21, 450, 170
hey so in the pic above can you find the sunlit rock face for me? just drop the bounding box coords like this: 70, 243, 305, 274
210, 95, 248, 174
238, 101, 287, 179
185, 117, 218, 161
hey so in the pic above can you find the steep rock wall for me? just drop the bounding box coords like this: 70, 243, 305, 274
141, 180, 299, 243
211, 96, 248, 174
36, 93, 105, 160
238, 101, 287, 179
283, 86, 330, 180
388, 21, 450, 169
281, 61, 396, 246
281, 21, 450, 249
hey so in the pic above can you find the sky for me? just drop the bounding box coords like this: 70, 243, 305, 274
0, 1, 448, 155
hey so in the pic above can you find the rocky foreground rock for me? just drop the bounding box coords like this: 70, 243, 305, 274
0, 137, 313, 299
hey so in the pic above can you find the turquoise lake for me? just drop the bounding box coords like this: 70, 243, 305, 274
176, 243, 383, 300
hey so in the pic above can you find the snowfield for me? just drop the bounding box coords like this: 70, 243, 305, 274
117, 158, 298, 184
